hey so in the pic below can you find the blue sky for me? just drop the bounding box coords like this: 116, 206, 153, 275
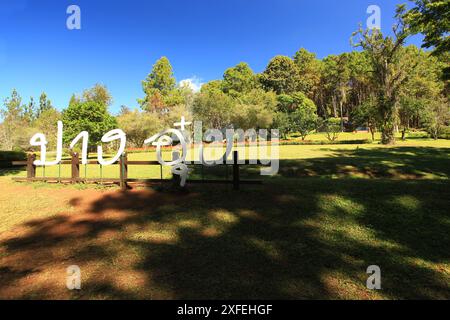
0, 0, 422, 114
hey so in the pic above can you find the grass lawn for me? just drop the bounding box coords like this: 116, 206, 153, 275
0, 138, 449, 299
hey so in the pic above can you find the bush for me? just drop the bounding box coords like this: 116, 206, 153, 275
438, 126, 450, 139
0, 150, 27, 168
322, 117, 342, 141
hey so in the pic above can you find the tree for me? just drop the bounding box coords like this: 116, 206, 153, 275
222, 62, 256, 96
321, 54, 351, 131
82, 83, 113, 106
422, 97, 450, 139
402, 1, 450, 56
38, 92, 52, 118
69, 94, 80, 107
62, 101, 117, 150
192, 91, 235, 129
139, 56, 180, 112
23, 97, 36, 125
1, 89, 26, 150
260, 56, 302, 94
293, 48, 322, 98
351, 98, 379, 141
117, 109, 164, 147
289, 93, 319, 140
352, 8, 415, 144
322, 117, 342, 142
398, 46, 445, 138
34, 107, 61, 149
273, 112, 291, 140
232, 89, 277, 130
200, 80, 223, 94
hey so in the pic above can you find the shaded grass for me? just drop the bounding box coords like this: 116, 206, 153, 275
0, 178, 448, 299
0, 140, 449, 299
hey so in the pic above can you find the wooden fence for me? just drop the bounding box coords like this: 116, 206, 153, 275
12, 151, 262, 191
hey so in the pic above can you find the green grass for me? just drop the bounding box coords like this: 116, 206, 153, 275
5, 138, 449, 180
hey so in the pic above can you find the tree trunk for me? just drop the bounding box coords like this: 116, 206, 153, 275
381, 123, 396, 145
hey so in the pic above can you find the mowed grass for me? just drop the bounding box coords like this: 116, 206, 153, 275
0, 138, 449, 299
7, 137, 450, 180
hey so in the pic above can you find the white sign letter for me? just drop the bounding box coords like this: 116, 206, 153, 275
97, 129, 126, 166
70, 131, 89, 165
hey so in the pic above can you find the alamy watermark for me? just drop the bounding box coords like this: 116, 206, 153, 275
66, 265, 81, 290
366, 265, 381, 290
67, 5, 81, 30
366, 5, 381, 30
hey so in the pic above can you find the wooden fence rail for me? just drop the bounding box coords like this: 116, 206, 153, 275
12, 151, 262, 191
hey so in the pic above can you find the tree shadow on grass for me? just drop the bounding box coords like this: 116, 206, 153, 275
275, 147, 450, 179
0, 177, 448, 299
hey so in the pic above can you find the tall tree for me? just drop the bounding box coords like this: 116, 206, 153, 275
38, 92, 52, 118
34, 108, 61, 149
293, 48, 322, 98
117, 109, 164, 147
260, 56, 302, 94
23, 97, 36, 125
222, 62, 256, 96
62, 101, 117, 150
402, 1, 449, 56
402, 1, 450, 81
1, 89, 26, 150
192, 91, 235, 129
82, 83, 113, 106
139, 56, 179, 112
290, 93, 319, 140
352, 8, 415, 144
232, 89, 277, 130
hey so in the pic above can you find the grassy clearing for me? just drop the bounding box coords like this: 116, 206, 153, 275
0, 139, 449, 299
4, 138, 449, 180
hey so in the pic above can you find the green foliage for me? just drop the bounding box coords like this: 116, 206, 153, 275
232, 89, 277, 130
138, 56, 181, 112
322, 117, 342, 141
260, 56, 302, 94
0, 150, 27, 161
293, 48, 322, 97
402, 1, 450, 56
352, 8, 414, 144
62, 101, 117, 149
23, 97, 36, 125
351, 98, 378, 140
276, 94, 295, 113
273, 112, 292, 139
38, 92, 52, 118
82, 83, 113, 106
421, 97, 450, 139
193, 90, 235, 129
222, 62, 256, 97
34, 108, 62, 149
200, 80, 223, 94
117, 109, 164, 147
1, 89, 28, 150
290, 94, 319, 140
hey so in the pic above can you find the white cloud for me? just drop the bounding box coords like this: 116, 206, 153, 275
179, 77, 204, 93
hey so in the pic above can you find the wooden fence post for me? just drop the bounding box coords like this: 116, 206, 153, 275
27, 154, 36, 179
71, 152, 79, 182
119, 152, 128, 191
233, 150, 240, 190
